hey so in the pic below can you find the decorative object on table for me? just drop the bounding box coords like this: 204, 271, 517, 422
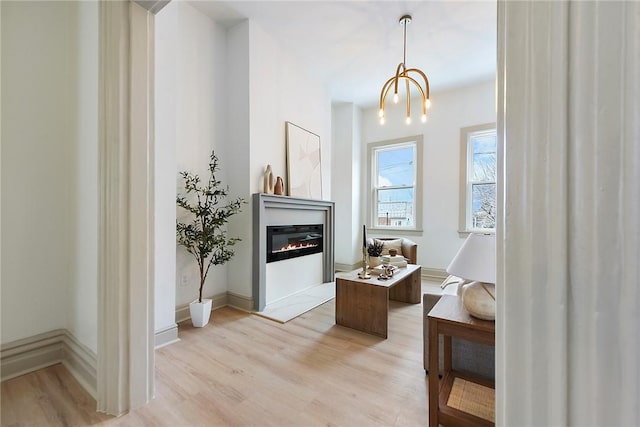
378, 14, 431, 126
377, 264, 397, 281
285, 121, 322, 199
388, 248, 398, 257
367, 240, 384, 268
274, 176, 284, 195
369, 264, 398, 275
358, 225, 371, 279
176, 150, 246, 327
263, 164, 275, 194
382, 254, 408, 268
380, 238, 403, 257
446, 233, 496, 320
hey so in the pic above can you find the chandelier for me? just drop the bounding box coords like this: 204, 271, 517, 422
379, 15, 431, 125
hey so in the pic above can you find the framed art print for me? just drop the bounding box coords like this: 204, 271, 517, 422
285, 122, 322, 199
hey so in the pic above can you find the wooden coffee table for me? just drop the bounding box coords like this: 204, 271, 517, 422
335, 264, 421, 338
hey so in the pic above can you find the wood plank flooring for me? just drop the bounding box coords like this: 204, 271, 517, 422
2, 286, 438, 426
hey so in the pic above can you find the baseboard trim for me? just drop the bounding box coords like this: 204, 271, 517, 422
175, 291, 254, 324
1, 330, 65, 382
1, 329, 97, 398
227, 292, 253, 312
334, 262, 360, 272
62, 333, 97, 398
175, 292, 229, 324
154, 324, 179, 349
421, 267, 448, 281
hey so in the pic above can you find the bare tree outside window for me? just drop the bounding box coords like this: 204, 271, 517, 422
460, 124, 496, 232
471, 153, 496, 229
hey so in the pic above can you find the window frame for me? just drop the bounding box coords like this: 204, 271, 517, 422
367, 135, 423, 232
459, 123, 497, 235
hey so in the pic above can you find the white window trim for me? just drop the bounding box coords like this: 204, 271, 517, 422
459, 123, 497, 235
367, 135, 423, 232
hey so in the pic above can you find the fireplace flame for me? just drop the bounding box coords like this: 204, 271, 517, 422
273, 241, 319, 253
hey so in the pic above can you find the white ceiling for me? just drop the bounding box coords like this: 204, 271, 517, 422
188, 1, 497, 107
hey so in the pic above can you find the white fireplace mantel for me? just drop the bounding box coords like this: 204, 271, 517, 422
252, 194, 335, 311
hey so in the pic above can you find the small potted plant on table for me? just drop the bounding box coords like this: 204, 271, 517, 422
367, 240, 384, 268
176, 150, 245, 327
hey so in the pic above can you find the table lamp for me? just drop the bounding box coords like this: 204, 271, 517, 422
446, 233, 496, 320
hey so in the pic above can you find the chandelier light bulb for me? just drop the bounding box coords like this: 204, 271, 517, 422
378, 109, 384, 118
380, 117, 386, 125
425, 99, 431, 109
393, 93, 399, 104
421, 114, 427, 123
405, 116, 412, 125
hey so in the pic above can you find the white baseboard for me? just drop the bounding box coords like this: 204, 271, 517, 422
334, 262, 360, 272
1, 329, 97, 399
62, 332, 97, 398
227, 292, 253, 312
174, 291, 254, 324
1, 330, 65, 382
175, 292, 229, 324
421, 267, 448, 281
154, 324, 179, 349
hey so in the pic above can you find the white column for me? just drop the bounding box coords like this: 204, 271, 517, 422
97, 0, 155, 415
497, 1, 640, 425
566, 2, 639, 425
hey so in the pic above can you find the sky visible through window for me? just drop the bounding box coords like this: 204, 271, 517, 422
376, 145, 415, 226
377, 145, 414, 189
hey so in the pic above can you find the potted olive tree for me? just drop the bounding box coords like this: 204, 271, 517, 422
176, 150, 245, 327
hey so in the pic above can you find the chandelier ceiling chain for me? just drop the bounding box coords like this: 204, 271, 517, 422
378, 14, 431, 125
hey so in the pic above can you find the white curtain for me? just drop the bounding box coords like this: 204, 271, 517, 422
497, 1, 639, 425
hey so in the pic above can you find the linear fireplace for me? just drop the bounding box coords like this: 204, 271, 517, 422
266, 224, 323, 263
253, 193, 335, 311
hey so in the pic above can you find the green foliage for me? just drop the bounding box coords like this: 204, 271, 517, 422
176, 151, 245, 303
367, 240, 384, 257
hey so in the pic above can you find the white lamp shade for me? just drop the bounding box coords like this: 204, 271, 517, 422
446, 233, 496, 284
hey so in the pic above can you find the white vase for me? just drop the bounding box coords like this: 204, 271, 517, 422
369, 256, 382, 268
189, 298, 212, 327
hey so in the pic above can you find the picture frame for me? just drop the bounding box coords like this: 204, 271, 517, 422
285, 121, 323, 199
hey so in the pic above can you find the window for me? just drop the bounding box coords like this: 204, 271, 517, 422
368, 136, 423, 231
459, 124, 497, 233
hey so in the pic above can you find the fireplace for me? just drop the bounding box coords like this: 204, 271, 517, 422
253, 194, 335, 311
266, 224, 323, 263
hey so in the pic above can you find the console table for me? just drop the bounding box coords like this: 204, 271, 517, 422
428, 295, 495, 426
335, 264, 421, 338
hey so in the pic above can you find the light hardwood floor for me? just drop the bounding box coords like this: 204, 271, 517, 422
2, 282, 441, 426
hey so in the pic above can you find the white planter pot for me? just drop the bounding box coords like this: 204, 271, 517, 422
189, 298, 212, 327
369, 256, 382, 268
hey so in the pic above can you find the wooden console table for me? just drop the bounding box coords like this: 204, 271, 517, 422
428, 295, 495, 427
335, 264, 421, 338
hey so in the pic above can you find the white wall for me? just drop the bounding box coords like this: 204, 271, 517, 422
66, 0, 99, 352
360, 80, 496, 271
224, 20, 251, 302
226, 20, 333, 299
156, 2, 230, 310
155, 6, 333, 313
154, 2, 178, 331
1, 1, 98, 352
332, 103, 363, 268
